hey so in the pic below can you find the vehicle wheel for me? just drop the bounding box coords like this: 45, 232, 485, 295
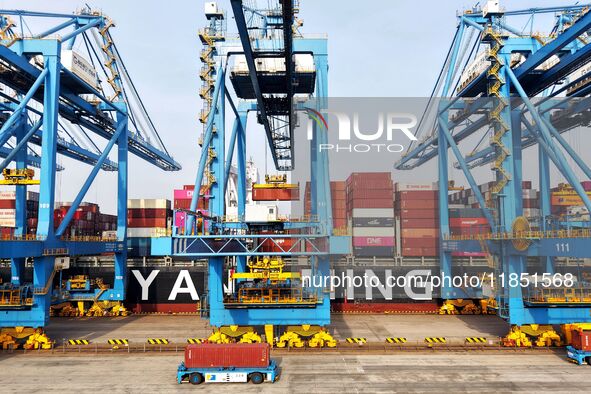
586, 357, 591, 366
189, 373, 204, 385
250, 372, 264, 384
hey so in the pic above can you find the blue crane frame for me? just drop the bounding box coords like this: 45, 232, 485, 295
0, 10, 180, 328
152, 0, 350, 327
395, 4, 591, 325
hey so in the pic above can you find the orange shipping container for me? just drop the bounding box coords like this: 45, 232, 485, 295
252, 187, 299, 201
401, 228, 439, 238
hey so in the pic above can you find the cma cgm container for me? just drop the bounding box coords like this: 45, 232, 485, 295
177, 343, 278, 385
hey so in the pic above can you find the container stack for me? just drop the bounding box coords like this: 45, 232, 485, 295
127, 199, 171, 238
449, 208, 490, 257
303, 181, 347, 229
173, 185, 209, 210
347, 173, 395, 257
522, 181, 540, 219
54, 202, 106, 237
395, 183, 439, 257
0, 191, 39, 236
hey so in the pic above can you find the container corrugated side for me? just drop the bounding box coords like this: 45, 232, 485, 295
352, 227, 395, 237
184, 343, 270, 369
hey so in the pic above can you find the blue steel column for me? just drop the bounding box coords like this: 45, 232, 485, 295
114, 106, 128, 295
34, 44, 61, 327
209, 67, 226, 327
538, 130, 553, 274
10, 110, 27, 285
236, 111, 248, 274
498, 51, 525, 323
437, 111, 452, 298
438, 20, 464, 299
312, 46, 331, 320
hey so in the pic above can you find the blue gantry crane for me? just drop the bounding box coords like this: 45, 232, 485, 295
152, 0, 350, 346
0, 8, 179, 343
395, 1, 591, 341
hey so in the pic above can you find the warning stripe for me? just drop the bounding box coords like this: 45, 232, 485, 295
424, 337, 446, 344
187, 338, 203, 344
108, 339, 129, 345
386, 337, 407, 344
465, 337, 487, 343
147, 338, 169, 345
346, 337, 367, 344
68, 339, 89, 345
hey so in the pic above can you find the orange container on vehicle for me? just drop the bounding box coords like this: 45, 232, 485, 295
184, 343, 270, 369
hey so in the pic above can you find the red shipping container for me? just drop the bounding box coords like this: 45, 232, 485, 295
401, 228, 438, 238
395, 191, 438, 200
127, 218, 168, 228
396, 209, 438, 219
184, 343, 270, 369
402, 237, 439, 249
252, 187, 299, 201
395, 199, 438, 210
347, 172, 391, 182
400, 218, 439, 228
0, 200, 15, 209
582, 181, 591, 192
332, 200, 346, 211
347, 189, 393, 200
348, 198, 393, 209
449, 217, 488, 227
522, 181, 532, 190
259, 237, 295, 253
402, 247, 438, 257
333, 218, 347, 228
127, 208, 170, 219
174, 198, 208, 210
572, 330, 591, 351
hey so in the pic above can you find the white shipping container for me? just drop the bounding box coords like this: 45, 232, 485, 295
352, 227, 395, 237
483, 0, 501, 16
0, 191, 39, 201
127, 199, 171, 210
233, 54, 315, 74
127, 227, 168, 238
244, 204, 277, 222
61, 50, 99, 89
522, 190, 538, 199
523, 208, 541, 218
0, 219, 15, 227
394, 182, 439, 192
351, 208, 395, 218
0, 209, 16, 217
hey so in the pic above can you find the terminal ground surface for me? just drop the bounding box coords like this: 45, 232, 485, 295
1, 352, 588, 393
44, 314, 510, 344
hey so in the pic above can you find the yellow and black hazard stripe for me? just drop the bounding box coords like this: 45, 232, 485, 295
465, 337, 487, 343
386, 337, 407, 344
346, 337, 367, 344
108, 339, 129, 345
424, 337, 446, 344
187, 338, 203, 344
68, 339, 89, 345
147, 338, 169, 345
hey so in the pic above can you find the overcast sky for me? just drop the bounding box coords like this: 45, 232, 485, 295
0, 0, 586, 213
